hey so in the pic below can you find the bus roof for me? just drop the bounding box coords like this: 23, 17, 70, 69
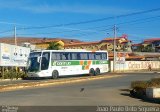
31, 49, 108, 53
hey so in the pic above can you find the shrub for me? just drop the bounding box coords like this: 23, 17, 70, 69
130, 78, 160, 98
131, 81, 149, 98
131, 81, 149, 89
148, 78, 160, 88
3, 69, 27, 79
18, 72, 28, 79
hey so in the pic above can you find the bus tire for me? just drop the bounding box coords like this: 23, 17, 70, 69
52, 70, 59, 79
95, 68, 100, 75
89, 68, 95, 76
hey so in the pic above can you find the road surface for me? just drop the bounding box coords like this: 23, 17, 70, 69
0, 73, 159, 106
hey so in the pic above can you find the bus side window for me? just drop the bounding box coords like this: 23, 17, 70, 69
62, 52, 71, 60
52, 53, 61, 60
67, 53, 71, 60
61, 53, 66, 60
41, 52, 50, 70
77, 53, 81, 60
88, 53, 95, 60
71, 53, 78, 60
95, 53, 102, 60
80, 53, 88, 60
102, 53, 107, 60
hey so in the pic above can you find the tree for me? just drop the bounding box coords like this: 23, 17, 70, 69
47, 42, 61, 50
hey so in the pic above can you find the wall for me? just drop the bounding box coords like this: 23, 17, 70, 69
110, 61, 160, 72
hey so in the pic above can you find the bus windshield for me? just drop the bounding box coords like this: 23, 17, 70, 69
28, 57, 40, 72
28, 52, 41, 72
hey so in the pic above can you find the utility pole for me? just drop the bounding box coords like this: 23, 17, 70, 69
14, 26, 17, 45
113, 24, 117, 72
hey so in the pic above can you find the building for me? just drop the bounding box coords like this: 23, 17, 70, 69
65, 34, 132, 52
33, 40, 64, 50
132, 38, 160, 52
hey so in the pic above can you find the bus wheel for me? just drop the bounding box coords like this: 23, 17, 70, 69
89, 68, 95, 76
95, 68, 100, 75
52, 70, 59, 79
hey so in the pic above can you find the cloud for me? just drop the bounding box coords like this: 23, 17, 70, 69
22, 4, 135, 15
0, 0, 30, 8
0, 0, 136, 15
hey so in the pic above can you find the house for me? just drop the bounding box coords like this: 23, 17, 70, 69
65, 34, 132, 52
132, 38, 160, 52
34, 40, 64, 50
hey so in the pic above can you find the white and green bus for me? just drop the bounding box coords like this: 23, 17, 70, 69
27, 49, 109, 79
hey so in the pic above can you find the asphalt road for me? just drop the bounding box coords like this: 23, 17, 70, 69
0, 73, 160, 106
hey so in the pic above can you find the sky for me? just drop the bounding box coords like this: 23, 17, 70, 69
0, 0, 160, 43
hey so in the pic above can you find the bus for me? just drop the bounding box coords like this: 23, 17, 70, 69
27, 49, 109, 79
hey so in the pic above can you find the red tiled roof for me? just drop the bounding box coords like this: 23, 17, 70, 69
34, 39, 61, 44
120, 40, 131, 43
144, 55, 160, 58
65, 34, 131, 47
132, 43, 142, 46
144, 38, 160, 42
103, 37, 127, 41
64, 41, 99, 46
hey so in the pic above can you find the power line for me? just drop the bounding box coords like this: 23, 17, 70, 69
1, 7, 160, 40
1, 7, 160, 34
16, 11, 160, 36
17, 27, 112, 38
0, 16, 160, 35
16, 14, 160, 38
2, 15, 159, 39
95, 15, 160, 31
23, 7, 160, 30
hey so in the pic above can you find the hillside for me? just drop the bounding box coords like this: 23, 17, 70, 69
0, 37, 82, 45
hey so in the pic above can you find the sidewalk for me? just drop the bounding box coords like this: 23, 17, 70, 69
0, 79, 28, 86
113, 69, 160, 73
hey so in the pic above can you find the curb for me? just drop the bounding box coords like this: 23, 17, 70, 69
111, 71, 160, 73
0, 78, 22, 82
0, 75, 124, 92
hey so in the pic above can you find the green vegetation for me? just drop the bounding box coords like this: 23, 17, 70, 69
0, 69, 27, 79
47, 42, 62, 50
131, 81, 149, 89
131, 78, 160, 89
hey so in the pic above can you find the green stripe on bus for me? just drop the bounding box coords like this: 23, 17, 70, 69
92, 61, 95, 65
84, 61, 87, 65
52, 60, 108, 66
82, 66, 85, 70
96, 60, 100, 64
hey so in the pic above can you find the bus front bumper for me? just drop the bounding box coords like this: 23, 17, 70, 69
27, 72, 40, 77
